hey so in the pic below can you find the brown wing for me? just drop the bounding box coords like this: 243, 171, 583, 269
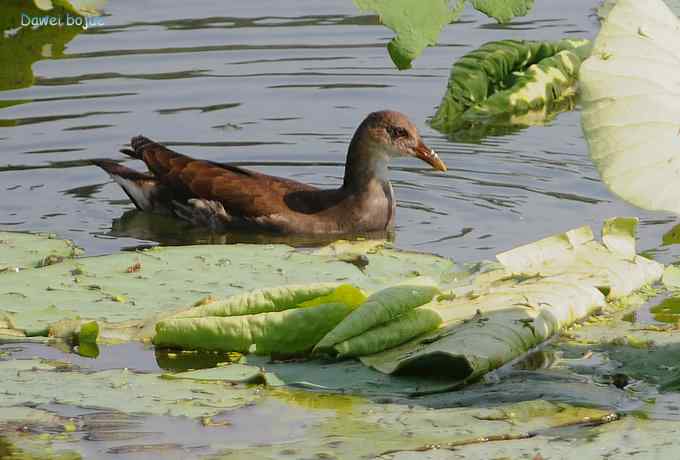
128, 136, 318, 219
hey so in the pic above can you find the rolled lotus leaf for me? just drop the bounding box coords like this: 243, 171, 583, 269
333, 306, 444, 358
171, 283, 343, 318
315, 281, 440, 351
468, 47, 588, 118
431, 38, 590, 135
154, 301, 355, 354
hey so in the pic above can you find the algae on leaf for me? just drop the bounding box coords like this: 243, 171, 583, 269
580, 0, 680, 215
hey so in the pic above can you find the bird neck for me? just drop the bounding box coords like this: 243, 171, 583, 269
342, 135, 391, 192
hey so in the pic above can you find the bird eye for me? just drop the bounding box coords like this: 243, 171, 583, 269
387, 126, 409, 139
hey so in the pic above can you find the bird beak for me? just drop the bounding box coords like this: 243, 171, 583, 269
413, 141, 447, 172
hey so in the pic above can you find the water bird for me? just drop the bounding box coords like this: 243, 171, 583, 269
93, 110, 447, 234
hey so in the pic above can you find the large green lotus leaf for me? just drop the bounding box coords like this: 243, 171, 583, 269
314, 281, 440, 351
154, 301, 356, 354
2, 245, 348, 333
0, 359, 260, 418
431, 39, 590, 139
580, 0, 680, 214
0, 241, 455, 334
0, 232, 80, 272
353, 0, 465, 70
361, 219, 662, 377
312, 240, 457, 287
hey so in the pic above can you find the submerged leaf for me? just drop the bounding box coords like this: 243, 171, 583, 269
580, 0, 680, 214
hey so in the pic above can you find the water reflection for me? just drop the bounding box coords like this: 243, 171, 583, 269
108, 209, 393, 249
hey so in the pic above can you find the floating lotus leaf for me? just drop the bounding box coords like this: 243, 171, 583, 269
361, 218, 662, 378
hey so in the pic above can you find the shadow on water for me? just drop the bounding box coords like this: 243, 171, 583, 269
106, 209, 393, 250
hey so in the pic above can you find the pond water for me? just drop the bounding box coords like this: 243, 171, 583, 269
3, 0, 680, 264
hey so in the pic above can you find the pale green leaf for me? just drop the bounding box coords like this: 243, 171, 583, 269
580, 0, 680, 215
361, 220, 662, 377
0, 359, 259, 418
155, 302, 355, 355
601, 217, 638, 260
662, 265, 680, 290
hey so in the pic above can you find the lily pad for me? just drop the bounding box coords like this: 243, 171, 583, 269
0, 243, 453, 335
0, 359, 260, 418
0, 232, 80, 273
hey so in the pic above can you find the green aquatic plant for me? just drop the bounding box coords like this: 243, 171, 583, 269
430, 38, 591, 139
0, 218, 663, 384
353, 0, 534, 69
